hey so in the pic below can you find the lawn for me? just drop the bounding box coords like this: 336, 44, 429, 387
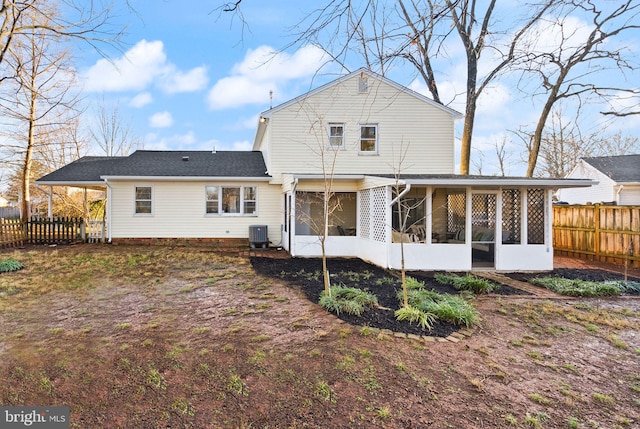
1, 245, 639, 428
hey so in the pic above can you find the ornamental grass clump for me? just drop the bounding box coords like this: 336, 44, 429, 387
395, 306, 436, 330
529, 277, 622, 297
435, 273, 497, 294
397, 281, 480, 328
319, 285, 378, 316
0, 258, 24, 273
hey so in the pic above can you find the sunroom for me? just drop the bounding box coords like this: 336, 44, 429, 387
284, 175, 594, 272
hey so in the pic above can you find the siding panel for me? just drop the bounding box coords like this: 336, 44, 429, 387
109, 181, 282, 244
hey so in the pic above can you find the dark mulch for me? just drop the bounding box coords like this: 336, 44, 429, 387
505, 269, 640, 295
250, 257, 524, 338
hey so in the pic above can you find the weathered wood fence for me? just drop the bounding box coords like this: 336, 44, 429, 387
553, 204, 640, 267
0, 217, 106, 248
0, 218, 25, 248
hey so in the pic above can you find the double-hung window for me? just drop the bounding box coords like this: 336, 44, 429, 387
328, 123, 345, 149
359, 124, 378, 153
206, 185, 257, 215
135, 186, 152, 214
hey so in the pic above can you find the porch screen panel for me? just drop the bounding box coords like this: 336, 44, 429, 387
359, 189, 371, 239
527, 189, 545, 244
432, 188, 466, 243
501, 189, 521, 244
371, 187, 387, 243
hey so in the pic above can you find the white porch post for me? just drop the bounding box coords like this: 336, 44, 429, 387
47, 186, 53, 218
546, 188, 553, 253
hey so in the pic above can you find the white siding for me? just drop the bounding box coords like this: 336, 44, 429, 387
265, 73, 456, 183
619, 185, 640, 205
108, 180, 282, 244
557, 161, 616, 204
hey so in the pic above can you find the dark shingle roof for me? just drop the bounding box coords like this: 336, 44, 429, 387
37, 150, 270, 183
583, 154, 640, 183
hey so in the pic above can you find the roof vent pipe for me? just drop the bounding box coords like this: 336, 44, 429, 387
182, 156, 189, 161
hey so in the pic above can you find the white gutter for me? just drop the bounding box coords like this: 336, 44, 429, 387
100, 176, 271, 182
394, 177, 596, 188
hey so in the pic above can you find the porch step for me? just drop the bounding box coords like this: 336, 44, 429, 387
472, 271, 563, 299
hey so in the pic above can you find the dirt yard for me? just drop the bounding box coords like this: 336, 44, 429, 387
0, 245, 639, 428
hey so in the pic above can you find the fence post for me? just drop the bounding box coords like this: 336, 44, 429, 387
81, 219, 86, 242
594, 204, 600, 261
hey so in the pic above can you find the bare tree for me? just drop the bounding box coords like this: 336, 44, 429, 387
0, 0, 124, 83
516, 106, 640, 178
518, 0, 640, 177
89, 100, 140, 156
0, 5, 83, 221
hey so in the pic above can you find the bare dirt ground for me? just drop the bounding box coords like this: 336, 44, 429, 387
0, 245, 639, 428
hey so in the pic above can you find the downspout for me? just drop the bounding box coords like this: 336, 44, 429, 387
104, 178, 112, 243
615, 184, 624, 204
290, 177, 299, 256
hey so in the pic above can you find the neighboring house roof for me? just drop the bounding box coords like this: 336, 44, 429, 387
37, 150, 270, 185
582, 154, 640, 184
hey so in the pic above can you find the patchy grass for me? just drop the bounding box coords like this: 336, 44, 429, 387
0, 245, 638, 428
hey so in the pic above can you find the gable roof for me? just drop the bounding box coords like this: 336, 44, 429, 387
261, 68, 463, 119
253, 68, 463, 150
582, 154, 640, 183
37, 150, 270, 185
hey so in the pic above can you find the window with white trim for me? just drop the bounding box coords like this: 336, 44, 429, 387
359, 125, 378, 153
206, 185, 257, 215
328, 123, 345, 149
135, 186, 152, 214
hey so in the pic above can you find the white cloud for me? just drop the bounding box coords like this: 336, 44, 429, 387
149, 111, 173, 128
129, 92, 153, 108
144, 131, 197, 150
81, 39, 209, 95
159, 66, 209, 94
208, 45, 328, 110
81, 40, 167, 92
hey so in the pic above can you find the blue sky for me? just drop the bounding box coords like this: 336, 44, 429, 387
75, 0, 640, 175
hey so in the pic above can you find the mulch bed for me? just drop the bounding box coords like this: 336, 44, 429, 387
505, 269, 640, 295
251, 257, 527, 338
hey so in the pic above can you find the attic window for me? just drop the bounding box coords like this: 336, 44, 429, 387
358, 72, 368, 93
182, 156, 189, 161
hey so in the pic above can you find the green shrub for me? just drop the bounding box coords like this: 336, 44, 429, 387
0, 258, 24, 273
398, 286, 480, 327
395, 306, 436, 330
319, 285, 378, 316
405, 276, 425, 290
603, 280, 640, 294
417, 294, 479, 328
435, 273, 496, 294
530, 277, 622, 297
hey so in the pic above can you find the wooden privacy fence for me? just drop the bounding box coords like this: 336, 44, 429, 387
0, 218, 25, 248
553, 204, 640, 267
0, 217, 106, 248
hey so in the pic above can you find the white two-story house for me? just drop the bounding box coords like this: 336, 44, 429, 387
37, 68, 593, 271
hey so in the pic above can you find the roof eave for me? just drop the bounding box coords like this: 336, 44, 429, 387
100, 176, 272, 181
399, 177, 597, 188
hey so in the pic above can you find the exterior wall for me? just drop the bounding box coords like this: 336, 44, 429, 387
558, 162, 616, 204
264, 73, 456, 183
108, 180, 282, 245
619, 185, 640, 205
